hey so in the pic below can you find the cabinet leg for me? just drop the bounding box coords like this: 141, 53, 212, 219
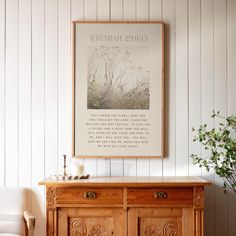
194, 209, 204, 236
47, 210, 57, 236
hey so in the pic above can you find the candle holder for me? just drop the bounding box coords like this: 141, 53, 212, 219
63, 154, 68, 177
50, 155, 90, 180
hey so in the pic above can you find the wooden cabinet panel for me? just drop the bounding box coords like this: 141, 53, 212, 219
58, 208, 124, 236
40, 176, 210, 236
127, 188, 193, 206
128, 208, 193, 236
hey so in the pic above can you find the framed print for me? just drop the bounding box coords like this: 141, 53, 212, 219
72, 21, 164, 158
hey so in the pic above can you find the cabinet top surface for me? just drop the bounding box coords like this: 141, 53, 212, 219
39, 176, 210, 188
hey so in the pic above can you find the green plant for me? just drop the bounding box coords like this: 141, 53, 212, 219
191, 111, 236, 193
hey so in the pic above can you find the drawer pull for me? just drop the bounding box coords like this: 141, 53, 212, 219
154, 191, 168, 199
84, 191, 97, 199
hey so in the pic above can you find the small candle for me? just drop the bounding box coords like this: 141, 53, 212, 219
70, 164, 84, 176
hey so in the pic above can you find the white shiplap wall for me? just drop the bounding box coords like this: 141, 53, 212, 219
0, 0, 236, 235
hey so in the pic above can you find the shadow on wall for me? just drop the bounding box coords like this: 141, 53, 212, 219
204, 173, 236, 236
227, 190, 236, 235
164, 22, 171, 158
204, 173, 217, 236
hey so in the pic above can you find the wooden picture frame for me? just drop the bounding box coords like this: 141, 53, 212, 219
72, 21, 164, 158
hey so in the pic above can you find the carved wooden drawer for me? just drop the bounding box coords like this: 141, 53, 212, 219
127, 188, 193, 206
56, 188, 123, 205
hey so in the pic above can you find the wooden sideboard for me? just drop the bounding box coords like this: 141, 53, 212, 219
39, 176, 210, 236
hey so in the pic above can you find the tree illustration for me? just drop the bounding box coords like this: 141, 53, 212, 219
87, 45, 150, 109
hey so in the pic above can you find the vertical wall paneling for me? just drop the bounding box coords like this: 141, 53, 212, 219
201, 0, 215, 235
149, 0, 162, 20
97, 157, 110, 176
214, 0, 227, 115
1, 0, 236, 235
188, 0, 202, 176
124, 157, 136, 176
31, 0, 46, 234
162, 0, 176, 176
110, 0, 124, 176
214, 0, 228, 235
123, 0, 137, 176
123, 0, 135, 22
58, 0, 71, 174
70, 0, 87, 175
136, 0, 149, 20
110, 0, 123, 20
83, 0, 98, 177
227, 0, 236, 235
98, 0, 110, 20
0, 0, 5, 186
19, 0, 32, 210
70, 0, 85, 174
5, 0, 19, 186
201, 2, 214, 126
45, 0, 58, 177
85, 0, 97, 20
71, 0, 84, 171
149, 0, 163, 177
227, 0, 236, 115
175, 0, 188, 176
71, 0, 84, 21
97, 0, 111, 176
110, 158, 124, 176
136, 0, 150, 176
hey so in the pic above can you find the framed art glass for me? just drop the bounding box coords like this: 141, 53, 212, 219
72, 21, 164, 158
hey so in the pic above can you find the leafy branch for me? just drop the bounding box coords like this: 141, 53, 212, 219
191, 111, 236, 193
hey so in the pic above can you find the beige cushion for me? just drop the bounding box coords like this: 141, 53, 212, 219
0, 187, 26, 235
0, 234, 21, 236
0, 215, 23, 235
0, 188, 26, 214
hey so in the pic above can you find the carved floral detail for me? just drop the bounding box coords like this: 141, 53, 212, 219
46, 187, 56, 208
88, 224, 106, 236
69, 220, 107, 236
144, 224, 161, 236
163, 221, 179, 236
144, 221, 179, 236
70, 219, 87, 236
194, 187, 204, 208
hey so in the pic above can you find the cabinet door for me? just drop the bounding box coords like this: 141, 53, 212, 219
128, 208, 193, 236
58, 207, 124, 236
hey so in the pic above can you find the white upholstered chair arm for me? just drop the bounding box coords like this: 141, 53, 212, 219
23, 211, 35, 236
